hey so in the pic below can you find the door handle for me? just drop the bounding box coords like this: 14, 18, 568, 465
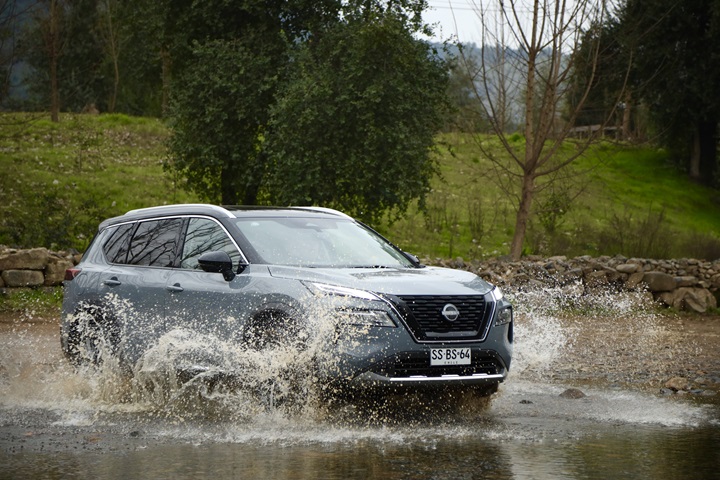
166, 283, 184, 293
103, 277, 121, 287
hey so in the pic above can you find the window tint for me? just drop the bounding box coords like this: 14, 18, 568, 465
180, 218, 241, 269
103, 223, 134, 264
127, 218, 183, 267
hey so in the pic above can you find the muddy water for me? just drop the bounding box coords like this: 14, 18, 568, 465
1, 287, 719, 479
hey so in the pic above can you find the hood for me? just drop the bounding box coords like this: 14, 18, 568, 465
267, 265, 494, 296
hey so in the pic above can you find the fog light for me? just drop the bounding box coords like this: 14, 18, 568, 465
495, 306, 513, 326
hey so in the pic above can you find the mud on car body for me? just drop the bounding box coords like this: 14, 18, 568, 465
61, 204, 513, 395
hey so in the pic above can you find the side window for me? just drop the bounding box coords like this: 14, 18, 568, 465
103, 223, 134, 264
180, 218, 241, 270
127, 218, 183, 267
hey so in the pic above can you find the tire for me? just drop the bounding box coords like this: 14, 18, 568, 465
242, 310, 305, 351
65, 304, 121, 367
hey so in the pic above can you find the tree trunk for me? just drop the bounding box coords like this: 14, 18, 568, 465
161, 47, 171, 117
621, 93, 632, 141
109, 55, 119, 113
50, 53, 59, 122
49, 0, 60, 123
220, 167, 239, 205
689, 129, 701, 181
697, 119, 717, 186
509, 173, 535, 260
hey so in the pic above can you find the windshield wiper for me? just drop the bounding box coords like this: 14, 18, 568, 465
352, 265, 393, 269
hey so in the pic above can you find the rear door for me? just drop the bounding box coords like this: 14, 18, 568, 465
101, 217, 183, 363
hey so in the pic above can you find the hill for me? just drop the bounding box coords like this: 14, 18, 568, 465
1, 113, 719, 260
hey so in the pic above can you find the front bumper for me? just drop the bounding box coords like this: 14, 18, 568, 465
347, 348, 508, 388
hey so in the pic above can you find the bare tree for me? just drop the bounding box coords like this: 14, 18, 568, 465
460, 0, 623, 259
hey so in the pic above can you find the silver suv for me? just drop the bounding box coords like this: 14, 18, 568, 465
61, 204, 513, 395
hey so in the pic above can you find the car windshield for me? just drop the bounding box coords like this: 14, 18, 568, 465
234, 217, 415, 268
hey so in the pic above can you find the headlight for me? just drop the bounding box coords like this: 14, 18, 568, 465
490, 286, 512, 325
304, 282, 397, 328
336, 308, 396, 327
304, 282, 381, 301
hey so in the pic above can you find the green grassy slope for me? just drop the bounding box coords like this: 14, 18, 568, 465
0, 113, 198, 250
1, 113, 718, 259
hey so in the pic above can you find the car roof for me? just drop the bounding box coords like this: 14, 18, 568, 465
98, 204, 353, 229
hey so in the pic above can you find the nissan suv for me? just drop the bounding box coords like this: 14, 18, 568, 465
61, 204, 513, 395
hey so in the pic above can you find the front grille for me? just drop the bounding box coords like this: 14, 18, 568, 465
370, 351, 500, 379
395, 294, 491, 341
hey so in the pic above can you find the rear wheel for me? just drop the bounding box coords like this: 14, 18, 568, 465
65, 304, 121, 366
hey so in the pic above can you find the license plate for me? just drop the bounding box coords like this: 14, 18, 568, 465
430, 348, 471, 366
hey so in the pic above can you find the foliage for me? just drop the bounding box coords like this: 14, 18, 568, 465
264, 12, 449, 223
442, 45, 489, 133
167, 39, 281, 205
578, 0, 720, 185
568, 15, 629, 130
165, 0, 345, 205
167, 0, 448, 222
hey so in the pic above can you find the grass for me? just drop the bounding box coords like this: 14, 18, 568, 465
0, 113, 197, 251
1, 112, 719, 260
0, 287, 62, 318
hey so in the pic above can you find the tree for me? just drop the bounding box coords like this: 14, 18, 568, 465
464, 0, 620, 260
167, 0, 448, 221
166, 0, 339, 204
169, 39, 281, 205
618, 0, 720, 185
569, 14, 633, 137
24, 0, 112, 116
264, 11, 449, 223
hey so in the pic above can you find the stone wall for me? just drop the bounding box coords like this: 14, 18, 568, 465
428, 254, 720, 313
0, 247, 81, 288
2, 246, 718, 313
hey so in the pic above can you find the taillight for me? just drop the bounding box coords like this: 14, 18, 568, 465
64, 268, 82, 281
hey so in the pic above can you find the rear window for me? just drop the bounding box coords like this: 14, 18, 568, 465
103, 223, 134, 264
127, 219, 183, 267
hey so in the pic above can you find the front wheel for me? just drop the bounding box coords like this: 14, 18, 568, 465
242, 310, 306, 351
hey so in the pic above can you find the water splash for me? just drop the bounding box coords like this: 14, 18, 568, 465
505, 281, 670, 384
1, 282, 715, 447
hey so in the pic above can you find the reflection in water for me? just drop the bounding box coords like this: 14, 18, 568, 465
2, 424, 719, 479
1, 283, 719, 479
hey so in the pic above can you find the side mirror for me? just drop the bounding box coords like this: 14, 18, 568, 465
198, 251, 236, 281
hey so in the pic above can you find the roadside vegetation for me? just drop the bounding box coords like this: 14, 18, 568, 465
0, 286, 62, 318
1, 112, 719, 261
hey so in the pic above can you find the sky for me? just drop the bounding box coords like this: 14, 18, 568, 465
422, 0, 486, 44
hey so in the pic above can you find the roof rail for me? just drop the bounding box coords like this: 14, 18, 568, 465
298, 206, 353, 219
125, 204, 235, 218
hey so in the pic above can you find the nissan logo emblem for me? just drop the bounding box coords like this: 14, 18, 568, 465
441, 303, 460, 322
